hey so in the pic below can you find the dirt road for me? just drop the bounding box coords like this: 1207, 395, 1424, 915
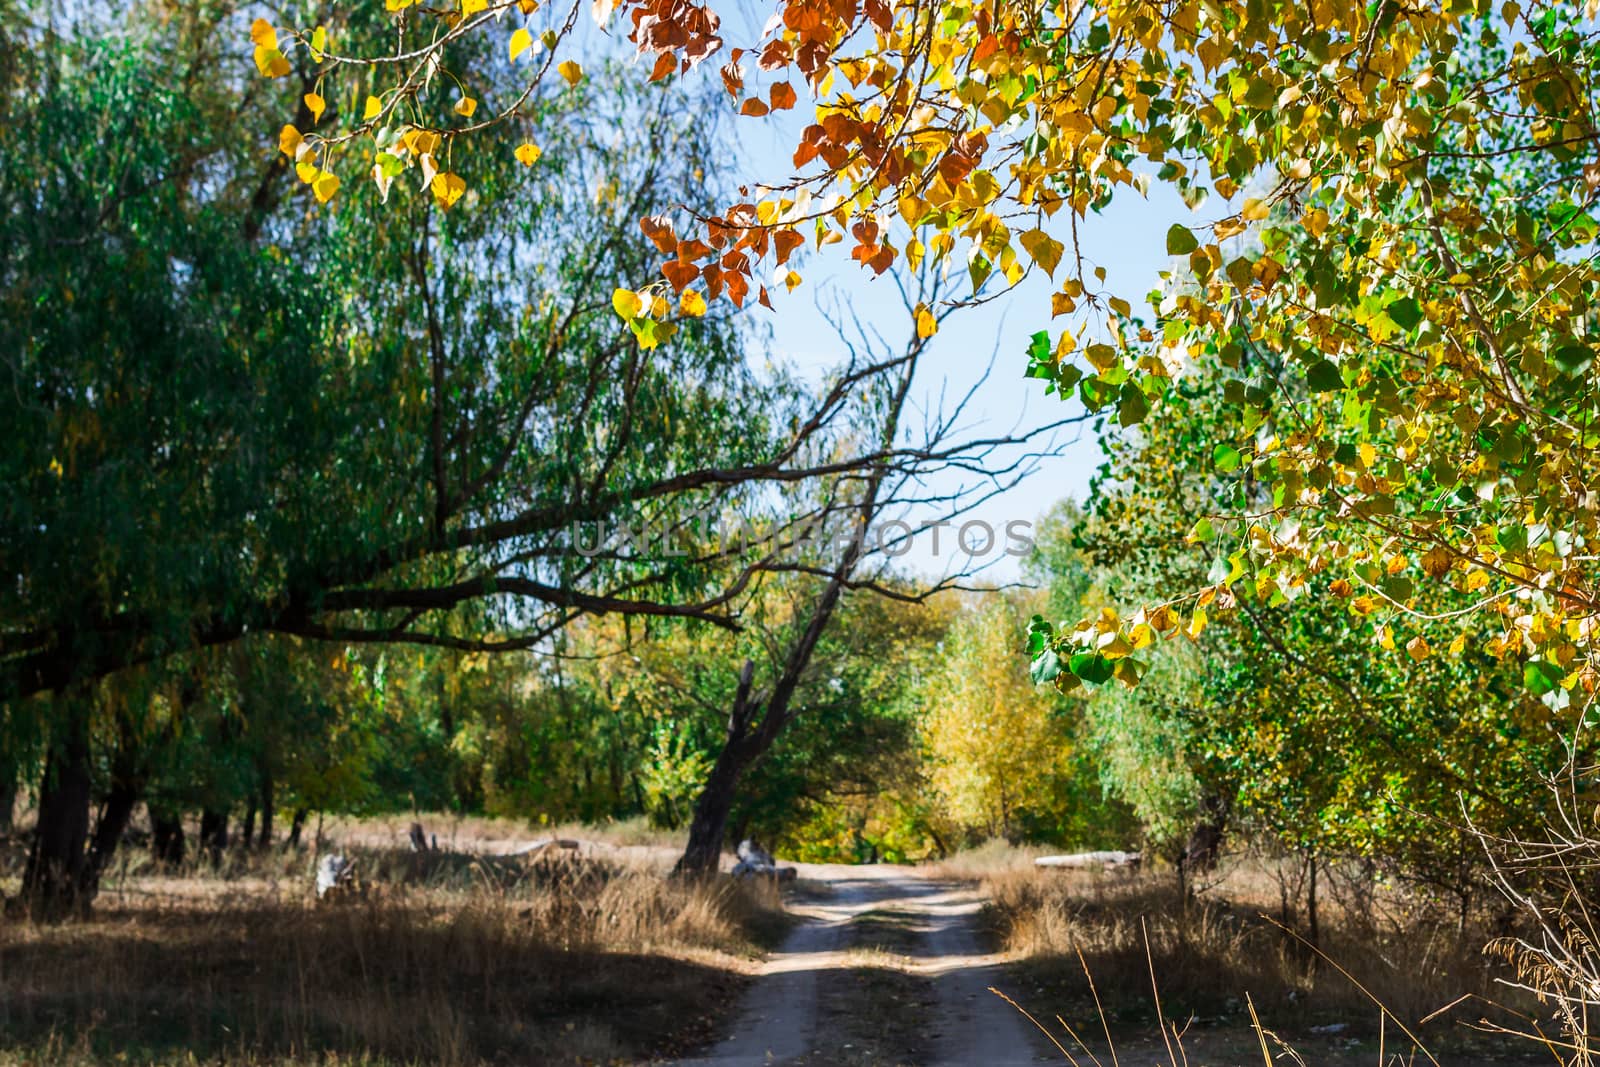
671, 864, 1051, 1066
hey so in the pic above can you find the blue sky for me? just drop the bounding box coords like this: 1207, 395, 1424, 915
721, 110, 1191, 584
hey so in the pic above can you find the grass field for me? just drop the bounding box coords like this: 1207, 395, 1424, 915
0, 815, 784, 1066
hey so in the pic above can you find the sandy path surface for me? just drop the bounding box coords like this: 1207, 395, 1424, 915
672, 863, 1049, 1066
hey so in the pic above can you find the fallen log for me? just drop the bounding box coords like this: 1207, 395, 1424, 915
1035, 850, 1142, 870
509, 837, 581, 857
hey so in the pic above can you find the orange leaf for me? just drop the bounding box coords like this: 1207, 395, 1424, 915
773, 228, 805, 264
769, 82, 797, 110
739, 98, 769, 117
662, 259, 701, 292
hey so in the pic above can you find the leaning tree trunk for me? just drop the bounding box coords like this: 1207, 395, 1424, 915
21, 697, 93, 920
677, 740, 757, 876
81, 780, 140, 899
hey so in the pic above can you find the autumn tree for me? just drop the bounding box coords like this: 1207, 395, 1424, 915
923, 593, 1107, 845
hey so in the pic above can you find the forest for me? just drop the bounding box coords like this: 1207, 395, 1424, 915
4, 0, 1600, 1064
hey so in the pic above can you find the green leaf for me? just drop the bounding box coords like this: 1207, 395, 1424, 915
1026, 330, 1051, 363
1385, 296, 1423, 330
1306, 359, 1344, 392
1553, 343, 1592, 377
1030, 649, 1062, 685
1524, 660, 1564, 697
1187, 516, 1216, 543
1166, 223, 1199, 255
1212, 444, 1242, 472
1068, 653, 1114, 686
1118, 382, 1149, 426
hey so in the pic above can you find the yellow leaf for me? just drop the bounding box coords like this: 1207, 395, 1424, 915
518, 0, 539, 12
510, 28, 533, 61
363, 95, 383, 121
558, 60, 583, 86
1241, 197, 1270, 221
1186, 608, 1208, 640
430, 172, 466, 210
1406, 635, 1431, 661
1019, 228, 1063, 277
612, 288, 643, 320
1449, 633, 1467, 656
254, 47, 291, 78
295, 161, 318, 184
680, 290, 707, 317
402, 128, 441, 156
305, 92, 326, 123
455, 96, 477, 118
249, 18, 277, 49
915, 303, 937, 339
309, 26, 327, 61
312, 170, 340, 204
650, 293, 670, 318
462, 0, 488, 13
514, 142, 542, 166
784, 270, 802, 292
386, 0, 416, 10
278, 124, 303, 157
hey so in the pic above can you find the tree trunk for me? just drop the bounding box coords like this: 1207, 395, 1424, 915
676, 662, 761, 877
287, 807, 308, 849
1305, 851, 1320, 949
677, 746, 754, 876
240, 796, 258, 850
1183, 792, 1229, 873
151, 810, 186, 866
81, 781, 139, 900
0, 757, 16, 835
257, 769, 274, 850
21, 698, 93, 920
199, 809, 229, 865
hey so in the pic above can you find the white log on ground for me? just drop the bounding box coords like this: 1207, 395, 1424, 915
1034, 850, 1142, 870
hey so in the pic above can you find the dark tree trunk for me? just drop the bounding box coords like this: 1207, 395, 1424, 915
0, 757, 16, 835
257, 768, 274, 850
287, 807, 308, 849
678, 744, 755, 876
199, 809, 229, 865
21, 699, 93, 920
1305, 851, 1320, 949
676, 662, 762, 877
151, 810, 186, 866
240, 797, 258, 850
82, 781, 140, 898
1182, 792, 1229, 873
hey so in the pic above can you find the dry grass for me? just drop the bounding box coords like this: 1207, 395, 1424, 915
313, 811, 686, 857
0, 837, 787, 1066
979, 860, 1546, 1063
